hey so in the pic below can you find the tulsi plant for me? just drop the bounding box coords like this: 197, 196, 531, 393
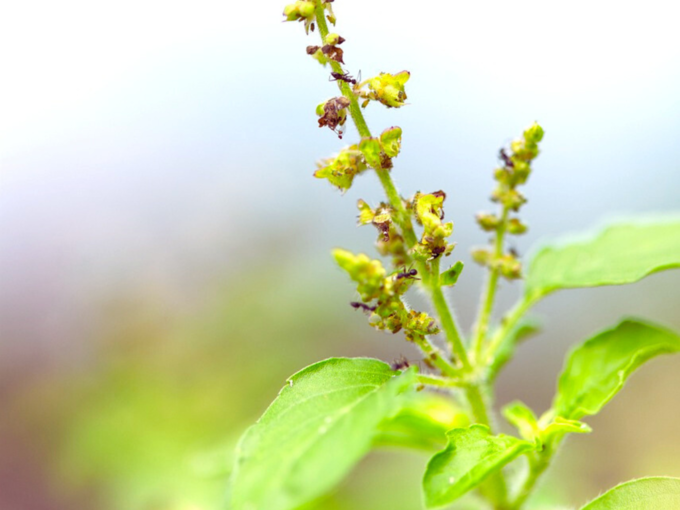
228, 2, 680, 509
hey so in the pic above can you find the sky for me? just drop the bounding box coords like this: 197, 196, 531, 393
1, 0, 679, 371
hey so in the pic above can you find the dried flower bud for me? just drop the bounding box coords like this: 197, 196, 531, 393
316, 96, 351, 136
306, 46, 329, 66
321, 44, 344, 64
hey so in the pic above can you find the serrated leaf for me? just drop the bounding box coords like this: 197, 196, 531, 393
229, 357, 417, 510
422, 424, 534, 508
359, 137, 383, 169
525, 217, 680, 301
441, 261, 464, 287
554, 319, 680, 420
579, 477, 680, 510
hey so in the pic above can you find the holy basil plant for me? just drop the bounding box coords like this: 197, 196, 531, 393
226, 1, 680, 509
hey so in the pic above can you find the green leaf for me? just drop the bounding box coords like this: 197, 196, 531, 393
503, 402, 590, 447
579, 477, 680, 510
229, 357, 417, 510
422, 424, 534, 508
441, 261, 464, 287
375, 391, 469, 452
525, 217, 680, 301
502, 401, 540, 443
554, 319, 680, 420
540, 416, 591, 443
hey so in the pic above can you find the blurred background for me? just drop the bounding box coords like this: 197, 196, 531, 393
1, 0, 679, 508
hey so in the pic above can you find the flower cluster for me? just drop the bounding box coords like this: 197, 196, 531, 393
473, 123, 544, 279
412, 191, 455, 261
283, 0, 335, 34
334, 249, 438, 336
357, 199, 410, 267
314, 145, 367, 192
358, 71, 410, 108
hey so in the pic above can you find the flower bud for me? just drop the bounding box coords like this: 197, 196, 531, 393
357, 199, 374, 225
366, 71, 410, 108
332, 249, 386, 301
476, 212, 500, 232
324, 33, 345, 46
507, 218, 528, 235
496, 254, 522, 280
283, 1, 315, 21
524, 122, 544, 144
379, 126, 403, 158
314, 145, 367, 191
472, 248, 492, 266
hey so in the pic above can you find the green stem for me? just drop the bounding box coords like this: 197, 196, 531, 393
483, 293, 537, 369
509, 446, 554, 509
465, 383, 510, 509
410, 333, 462, 379
471, 207, 510, 361
314, 5, 466, 359
428, 257, 470, 369
416, 373, 464, 388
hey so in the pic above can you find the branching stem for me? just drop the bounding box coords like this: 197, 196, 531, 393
484, 294, 537, 369
428, 257, 470, 369
410, 333, 462, 380
472, 206, 510, 361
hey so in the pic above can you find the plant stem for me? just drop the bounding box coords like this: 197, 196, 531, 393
428, 257, 470, 369
509, 446, 554, 509
410, 333, 462, 379
471, 207, 510, 361
314, 5, 468, 358
313, 5, 420, 244
416, 373, 465, 388
483, 293, 537, 368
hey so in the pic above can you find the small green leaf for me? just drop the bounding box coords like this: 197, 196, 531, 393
540, 416, 591, 443
229, 357, 417, 510
503, 402, 591, 447
441, 261, 464, 287
422, 424, 534, 508
359, 137, 383, 169
554, 319, 680, 420
525, 217, 680, 301
579, 477, 680, 510
502, 401, 539, 443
